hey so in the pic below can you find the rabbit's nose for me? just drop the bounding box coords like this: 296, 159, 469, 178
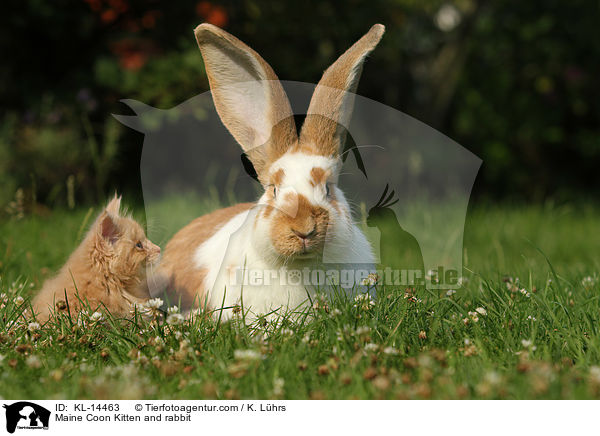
292, 227, 316, 240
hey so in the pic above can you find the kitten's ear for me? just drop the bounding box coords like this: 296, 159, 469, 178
106, 194, 122, 216
98, 212, 120, 244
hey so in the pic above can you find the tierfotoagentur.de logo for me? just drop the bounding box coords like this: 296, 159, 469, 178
2, 402, 50, 434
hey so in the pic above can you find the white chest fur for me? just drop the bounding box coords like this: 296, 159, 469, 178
192, 207, 374, 320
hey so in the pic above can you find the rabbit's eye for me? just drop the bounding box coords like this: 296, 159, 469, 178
135, 241, 143, 249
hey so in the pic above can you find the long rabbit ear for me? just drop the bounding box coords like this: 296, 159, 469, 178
194, 23, 297, 179
299, 24, 385, 157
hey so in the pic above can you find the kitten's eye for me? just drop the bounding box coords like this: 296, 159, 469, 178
135, 242, 143, 249
325, 184, 331, 198
272, 186, 277, 198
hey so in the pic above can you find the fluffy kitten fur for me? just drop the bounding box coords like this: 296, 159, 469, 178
32, 195, 160, 322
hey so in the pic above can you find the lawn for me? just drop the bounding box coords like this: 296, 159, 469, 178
1, 200, 600, 399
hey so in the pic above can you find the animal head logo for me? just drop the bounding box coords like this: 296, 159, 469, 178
3, 402, 50, 434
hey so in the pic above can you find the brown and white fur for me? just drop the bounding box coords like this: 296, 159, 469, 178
33, 195, 161, 322
153, 23, 384, 320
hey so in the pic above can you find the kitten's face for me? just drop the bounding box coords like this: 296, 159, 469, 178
112, 216, 161, 270
96, 205, 161, 282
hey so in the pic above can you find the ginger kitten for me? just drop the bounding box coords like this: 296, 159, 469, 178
32, 195, 160, 322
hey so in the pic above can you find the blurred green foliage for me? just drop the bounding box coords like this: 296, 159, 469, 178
0, 0, 598, 211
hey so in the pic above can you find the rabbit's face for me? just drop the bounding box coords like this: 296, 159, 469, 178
253, 151, 351, 261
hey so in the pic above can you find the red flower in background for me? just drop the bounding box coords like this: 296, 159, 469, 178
85, 0, 129, 23
120, 51, 147, 70
110, 39, 152, 71
196, 1, 228, 27
101, 9, 117, 24
83, 0, 165, 71
82, 0, 225, 71
84, 0, 102, 12
141, 10, 161, 29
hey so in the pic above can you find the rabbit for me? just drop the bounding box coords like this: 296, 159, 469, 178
151, 23, 385, 320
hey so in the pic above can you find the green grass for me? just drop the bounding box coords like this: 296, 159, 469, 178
1, 200, 600, 399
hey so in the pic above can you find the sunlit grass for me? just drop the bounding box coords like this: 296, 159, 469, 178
1, 200, 599, 399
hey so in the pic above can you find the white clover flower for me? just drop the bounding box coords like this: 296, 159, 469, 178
582, 276, 597, 290
273, 377, 285, 396
484, 371, 502, 385
179, 339, 191, 350
464, 338, 471, 345
383, 346, 399, 355
417, 354, 433, 367
336, 325, 352, 342
14, 296, 24, 305
364, 343, 379, 352
27, 322, 40, 332
166, 313, 184, 326
527, 315, 537, 321
145, 298, 164, 309
26, 355, 42, 369
590, 366, 600, 383
131, 303, 150, 317
521, 339, 534, 348
281, 328, 294, 337
355, 326, 371, 336
360, 273, 379, 287
90, 312, 104, 323
330, 308, 342, 317
0, 293, 7, 301
446, 289, 456, 296
353, 293, 375, 310
467, 311, 479, 322
167, 306, 180, 315
234, 349, 262, 361
77, 310, 89, 327
475, 307, 487, 316
520, 288, 531, 297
